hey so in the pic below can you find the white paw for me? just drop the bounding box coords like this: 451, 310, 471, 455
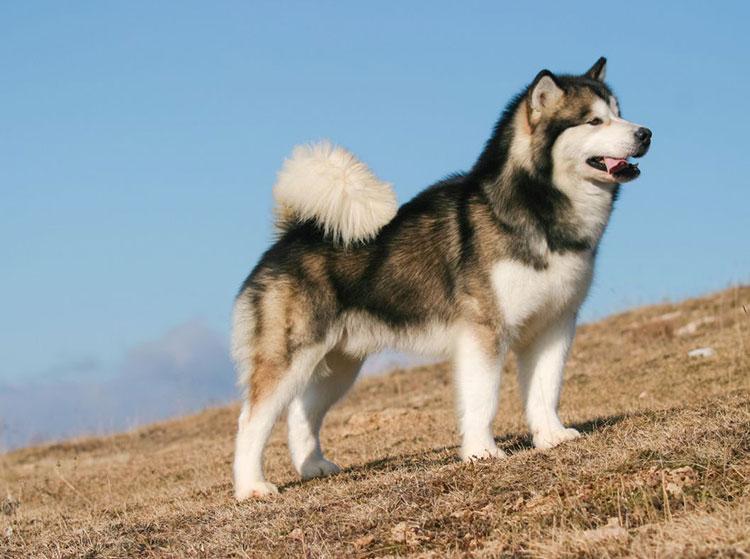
300, 458, 341, 480
235, 481, 279, 501
533, 427, 581, 450
461, 444, 507, 462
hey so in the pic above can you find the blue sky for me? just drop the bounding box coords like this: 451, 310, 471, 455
1, 2, 749, 445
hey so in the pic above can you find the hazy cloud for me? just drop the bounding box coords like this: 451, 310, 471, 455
0, 321, 432, 451
0, 320, 236, 450
361, 351, 438, 377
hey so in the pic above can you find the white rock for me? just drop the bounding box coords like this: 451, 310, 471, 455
676, 316, 716, 337
653, 311, 682, 322
688, 347, 716, 358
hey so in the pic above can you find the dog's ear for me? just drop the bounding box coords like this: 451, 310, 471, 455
529, 70, 564, 116
585, 57, 607, 82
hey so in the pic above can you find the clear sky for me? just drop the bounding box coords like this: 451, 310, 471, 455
1, 2, 749, 444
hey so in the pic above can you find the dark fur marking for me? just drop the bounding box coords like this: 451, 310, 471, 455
455, 181, 475, 269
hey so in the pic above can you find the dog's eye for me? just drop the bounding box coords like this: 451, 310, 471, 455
588, 117, 603, 126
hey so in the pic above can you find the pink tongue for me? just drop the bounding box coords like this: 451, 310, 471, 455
603, 157, 628, 174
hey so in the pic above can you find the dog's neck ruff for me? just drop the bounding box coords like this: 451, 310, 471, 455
474, 100, 616, 270
483, 169, 611, 270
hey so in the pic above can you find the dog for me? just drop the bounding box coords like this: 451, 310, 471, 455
231, 57, 652, 499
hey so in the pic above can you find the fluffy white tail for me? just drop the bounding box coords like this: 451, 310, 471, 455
273, 141, 397, 245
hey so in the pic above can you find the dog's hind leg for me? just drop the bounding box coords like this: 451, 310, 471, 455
287, 350, 362, 480
453, 325, 507, 461
233, 344, 327, 500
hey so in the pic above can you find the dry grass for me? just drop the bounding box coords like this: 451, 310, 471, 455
2, 286, 750, 558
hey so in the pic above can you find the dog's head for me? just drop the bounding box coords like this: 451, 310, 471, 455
523, 57, 651, 186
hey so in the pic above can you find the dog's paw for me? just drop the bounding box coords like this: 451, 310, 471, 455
461, 444, 507, 462
300, 458, 341, 480
533, 427, 581, 450
235, 481, 279, 501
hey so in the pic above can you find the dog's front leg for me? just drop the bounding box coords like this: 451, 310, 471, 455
516, 313, 581, 449
453, 327, 506, 461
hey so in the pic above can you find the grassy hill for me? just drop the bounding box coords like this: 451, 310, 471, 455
2, 286, 749, 558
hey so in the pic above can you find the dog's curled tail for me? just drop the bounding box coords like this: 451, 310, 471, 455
272, 141, 397, 245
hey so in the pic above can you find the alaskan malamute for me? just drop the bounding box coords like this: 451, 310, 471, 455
232, 57, 652, 499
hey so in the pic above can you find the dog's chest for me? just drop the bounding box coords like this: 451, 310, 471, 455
490, 252, 594, 336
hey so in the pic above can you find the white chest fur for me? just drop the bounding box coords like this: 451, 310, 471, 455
491, 252, 594, 340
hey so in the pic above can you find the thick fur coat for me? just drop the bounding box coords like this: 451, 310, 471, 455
232, 58, 652, 499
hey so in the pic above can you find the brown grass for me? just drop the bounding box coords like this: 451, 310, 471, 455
2, 286, 750, 558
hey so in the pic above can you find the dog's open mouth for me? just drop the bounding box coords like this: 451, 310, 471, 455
586, 156, 640, 180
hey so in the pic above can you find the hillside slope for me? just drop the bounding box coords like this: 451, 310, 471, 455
2, 286, 750, 558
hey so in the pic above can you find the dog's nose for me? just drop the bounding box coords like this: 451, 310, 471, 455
635, 127, 652, 143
